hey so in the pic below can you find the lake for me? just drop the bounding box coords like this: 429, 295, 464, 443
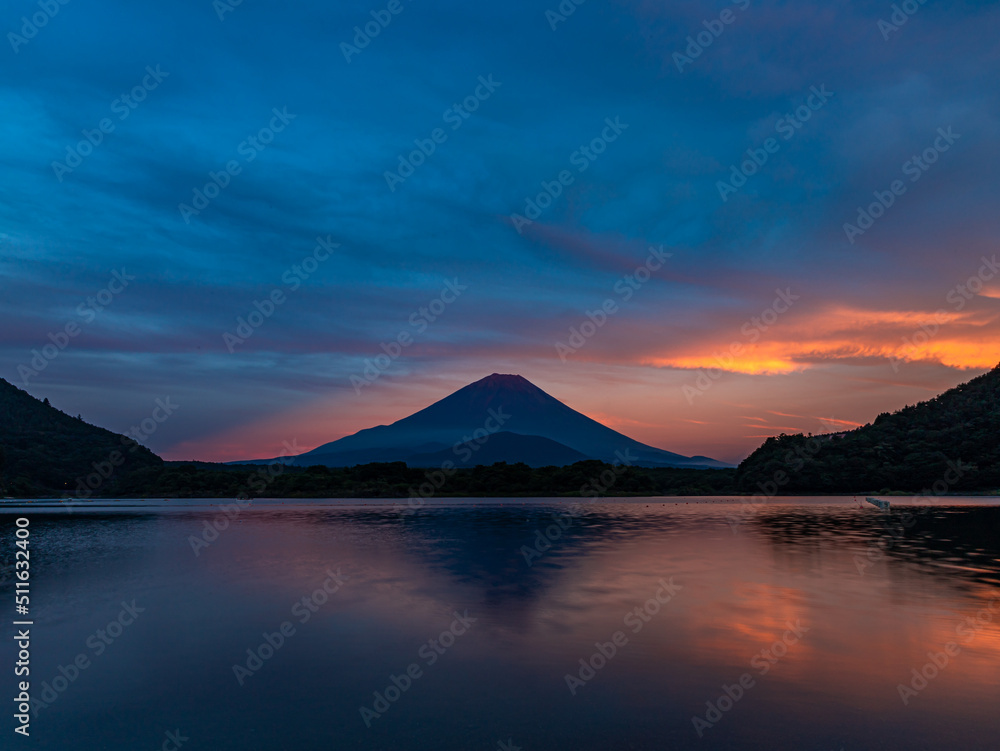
2, 497, 999, 750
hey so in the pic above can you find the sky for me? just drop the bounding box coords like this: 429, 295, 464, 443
2, 0, 999, 465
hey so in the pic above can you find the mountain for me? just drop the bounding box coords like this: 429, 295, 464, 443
256, 374, 730, 469
736, 363, 1000, 493
0, 378, 162, 496
404, 431, 591, 468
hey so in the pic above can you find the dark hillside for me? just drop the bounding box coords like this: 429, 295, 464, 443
0, 378, 162, 496
737, 364, 1000, 494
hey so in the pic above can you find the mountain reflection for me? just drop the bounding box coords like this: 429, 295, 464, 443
5, 500, 1000, 751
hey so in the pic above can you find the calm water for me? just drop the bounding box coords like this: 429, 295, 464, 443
2, 497, 999, 750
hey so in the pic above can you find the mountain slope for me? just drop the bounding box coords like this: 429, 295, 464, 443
401, 431, 591, 468
736, 364, 1000, 493
286, 374, 730, 469
0, 378, 162, 495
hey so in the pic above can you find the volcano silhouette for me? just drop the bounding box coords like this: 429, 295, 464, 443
257, 374, 731, 469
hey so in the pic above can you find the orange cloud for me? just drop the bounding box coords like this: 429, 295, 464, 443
646, 304, 1000, 374
978, 285, 1000, 300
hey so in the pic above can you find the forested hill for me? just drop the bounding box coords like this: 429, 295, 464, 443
736, 364, 1000, 494
4, 364, 999, 498
0, 378, 162, 496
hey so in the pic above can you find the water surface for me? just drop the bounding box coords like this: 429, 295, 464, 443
2, 497, 999, 750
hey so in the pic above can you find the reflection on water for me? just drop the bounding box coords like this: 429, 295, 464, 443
2, 499, 999, 750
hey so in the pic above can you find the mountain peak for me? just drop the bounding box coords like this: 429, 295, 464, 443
288, 373, 732, 469
469, 373, 538, 392
480, 373, 528, 382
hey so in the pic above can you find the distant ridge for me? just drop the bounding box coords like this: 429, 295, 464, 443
240, 374, 732, 469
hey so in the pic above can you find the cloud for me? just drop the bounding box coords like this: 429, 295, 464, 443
646, 303, 1000, 374
1, 0, 997, 462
